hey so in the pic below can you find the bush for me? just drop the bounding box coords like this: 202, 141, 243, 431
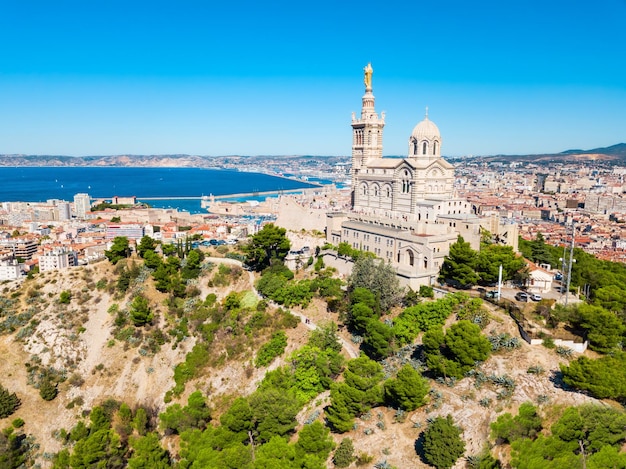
422, 415, 465, 469
39, 379, 58, 401
333, 437, 356, 467
12, 418, 25, 428
0, 384, 21, 418
255, 331, 288, 367
59, 290, 71, 304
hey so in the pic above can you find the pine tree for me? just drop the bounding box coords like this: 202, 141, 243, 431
422, 415, 465, 469
384, 364, 429, 411
333, 438, 356, 468
0, 384, 20, 418
439, 235, 479, 288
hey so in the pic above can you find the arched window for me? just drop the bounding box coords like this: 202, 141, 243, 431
408, 251, 414, 266
424, 258, 428, 269
374, 185, 379, 197
433, 141, 438, 154
361, 184, 367, 196
413, 140, 418, 155
423, 142, 427, 155
386, 186, 391, 197
402, 170, 410, 193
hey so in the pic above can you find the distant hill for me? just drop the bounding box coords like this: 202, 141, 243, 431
475, 143, 626, 164
1, 144, 625, 166
0, 153, 346, 168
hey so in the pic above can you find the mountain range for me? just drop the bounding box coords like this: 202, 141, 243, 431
0, 143, 625, 166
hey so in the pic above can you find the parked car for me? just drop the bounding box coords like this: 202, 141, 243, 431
554, 272, 563, 281
530, 293, 542, 301
485, 290, 500, 299
515, 292, 529, 302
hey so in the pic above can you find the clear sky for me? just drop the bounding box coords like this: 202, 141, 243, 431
0, 0, 624, 157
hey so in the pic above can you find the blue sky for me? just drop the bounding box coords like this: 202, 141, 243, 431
0, 0, 624, 157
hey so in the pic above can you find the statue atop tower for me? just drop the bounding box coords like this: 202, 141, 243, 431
363, 63, 373, 91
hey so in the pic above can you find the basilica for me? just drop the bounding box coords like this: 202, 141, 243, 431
326, 64, 517, 288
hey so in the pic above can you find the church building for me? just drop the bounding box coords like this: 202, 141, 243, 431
326, 64, 517, 289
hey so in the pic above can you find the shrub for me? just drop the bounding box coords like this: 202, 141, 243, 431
334, 438, 356, 467
59, 290, 71, 304
255, 331, 288, 367
39, 379, 58, 401
12, 417, 25, 428
0, 384, 21, 418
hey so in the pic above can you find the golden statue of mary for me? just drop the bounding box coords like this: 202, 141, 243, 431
363, 63, 373, 90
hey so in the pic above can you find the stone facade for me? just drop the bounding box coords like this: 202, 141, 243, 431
327, 64, 516, 289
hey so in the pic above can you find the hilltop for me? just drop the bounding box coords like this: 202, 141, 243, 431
471, 142, 626, 164
0, 239, 608, 468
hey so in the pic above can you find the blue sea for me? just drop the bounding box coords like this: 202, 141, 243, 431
0, 167, 322, 214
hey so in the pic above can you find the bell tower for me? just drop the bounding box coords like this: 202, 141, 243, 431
351, 63, 385, 200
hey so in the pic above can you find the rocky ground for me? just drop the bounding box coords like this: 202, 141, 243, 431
0, 257, 604, 468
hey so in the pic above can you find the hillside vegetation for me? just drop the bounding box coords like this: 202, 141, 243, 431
1, 227, 626, 468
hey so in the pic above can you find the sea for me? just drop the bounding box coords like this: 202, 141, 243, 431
0, 167, 325, 214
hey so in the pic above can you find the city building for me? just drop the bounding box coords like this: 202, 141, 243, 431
73, 193, 91, 219
38, 247, 78, 272
0, 238, 39, 260
105, 223, 145, 240
0, 257, 22, 281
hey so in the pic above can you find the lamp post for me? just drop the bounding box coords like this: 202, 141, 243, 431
565, 221, 576, 306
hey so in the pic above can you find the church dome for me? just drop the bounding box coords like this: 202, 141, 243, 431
411, 115, 440, 140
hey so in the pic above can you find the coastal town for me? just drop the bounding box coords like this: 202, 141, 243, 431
2, 152, 626, 282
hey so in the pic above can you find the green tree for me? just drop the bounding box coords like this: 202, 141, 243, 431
307, 321, 343, 353
439, 236, 479, 288
575, 304, 624, 353
59, 290, 71, 304
133, 407, 149, 436
137, 236, 157, 258
424, 321, 491, 379
530, 233, 555, 267
0, 384, 20, 418
160, 391, 211, 434
295, 421, 335, 462
105, 236, 131, 264
348, 256, 404, 311
181, 248, 204, 280
443, 321, 492, 370
69, 429, 124, 468
127, 432, 171, 469
421, 415, 466, 469
491, 402, 542, 443
255, 331, 288, 367
254, 435, 298, 468
249, 387, 300, 443
384, 364, 429, 411
333, 438, 356, 468
0, 431, 33, 469
561, 352, 626, 401
142, 249, 162, 270
129, 295, 153, 326
220, 397, 253, 442
244, 223, 291, 271
349, 302, 376, 333
39, 378, 58, 401
362, 319, 394, 360
475, 244, 526, 285
326, 356, 385, 432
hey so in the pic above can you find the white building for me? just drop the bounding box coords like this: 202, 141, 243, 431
38, 247, 78, 272
327, 64, 516, 289
0, 258, 22, 281
73, 193, 91, 219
